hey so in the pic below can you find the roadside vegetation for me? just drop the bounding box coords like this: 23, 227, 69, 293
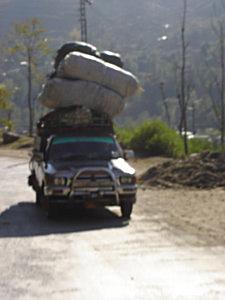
0, 119, 218, 158
116, 120, 217, 158
0, 129, 33, 150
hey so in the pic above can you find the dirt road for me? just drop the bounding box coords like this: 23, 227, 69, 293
0, 156, 225, 299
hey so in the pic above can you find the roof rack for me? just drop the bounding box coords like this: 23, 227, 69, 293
37, 106, 114, 137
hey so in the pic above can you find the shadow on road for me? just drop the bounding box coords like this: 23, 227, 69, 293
0, 202, 129, 238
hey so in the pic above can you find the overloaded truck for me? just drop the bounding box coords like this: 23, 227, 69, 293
28, 42, 139, 219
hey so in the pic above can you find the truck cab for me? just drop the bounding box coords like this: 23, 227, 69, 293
29, 133, 137, 219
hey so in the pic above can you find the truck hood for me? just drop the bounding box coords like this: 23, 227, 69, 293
45, 157, 135, 177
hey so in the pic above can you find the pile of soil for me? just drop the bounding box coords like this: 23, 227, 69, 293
140, 152, 225, 189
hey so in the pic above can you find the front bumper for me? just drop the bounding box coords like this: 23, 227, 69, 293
44, 185, 137, 207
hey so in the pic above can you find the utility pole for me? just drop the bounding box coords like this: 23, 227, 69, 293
80, 0, 92, 42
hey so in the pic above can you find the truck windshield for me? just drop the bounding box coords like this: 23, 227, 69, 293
48, 136, 122, 161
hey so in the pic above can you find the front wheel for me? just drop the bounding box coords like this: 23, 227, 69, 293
35, 189, 42, 206
120, 200, 133, 219
36, 186, 47, 209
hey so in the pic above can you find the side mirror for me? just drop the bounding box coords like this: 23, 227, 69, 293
111, 151, 120, 159
124, 149, 135, 160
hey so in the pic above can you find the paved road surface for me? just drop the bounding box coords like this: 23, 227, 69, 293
0, 157, 225, 299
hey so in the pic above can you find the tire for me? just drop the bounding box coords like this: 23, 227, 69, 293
35, 189, 42, 206
36, 186, 47, 208
120, 200, 133, 219
28, 174, 34, 188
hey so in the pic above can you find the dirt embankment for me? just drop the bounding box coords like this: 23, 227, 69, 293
140, 152, 225, 189
133, 153, 225, 246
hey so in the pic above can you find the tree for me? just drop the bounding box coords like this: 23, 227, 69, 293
0, 84, 10, 109
179, 0, 189, 155
203, 3, 225, 150
8, 18, 50, 136
159, 81, 171, 127
211, 21, 225, 149
0, 84, 12, 129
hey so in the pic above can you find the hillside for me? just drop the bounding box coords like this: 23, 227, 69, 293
0, 0, 219, 49
0, 0, 224, 130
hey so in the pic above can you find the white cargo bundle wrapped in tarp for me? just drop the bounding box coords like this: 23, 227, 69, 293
38, 78, 124, 117
57, 52, 139, 98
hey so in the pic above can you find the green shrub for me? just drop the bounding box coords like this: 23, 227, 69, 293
189, 138, 214, 154
115, 126, 134, 148
0, 119, 13, 131
116, 120, 183, 157
116, 120, 223, 157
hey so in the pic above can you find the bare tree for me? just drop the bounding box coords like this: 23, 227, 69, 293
8, 18, 50, 136
159, 82, 171, 127
205, 3, 225, 149
179, 0, 189, 155
218, 22, 225, 148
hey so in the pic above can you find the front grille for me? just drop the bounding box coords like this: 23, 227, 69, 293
73, 170, 114, 190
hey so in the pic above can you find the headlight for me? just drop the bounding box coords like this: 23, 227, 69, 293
120, 175, 136, 185
53, 177, 67, 186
